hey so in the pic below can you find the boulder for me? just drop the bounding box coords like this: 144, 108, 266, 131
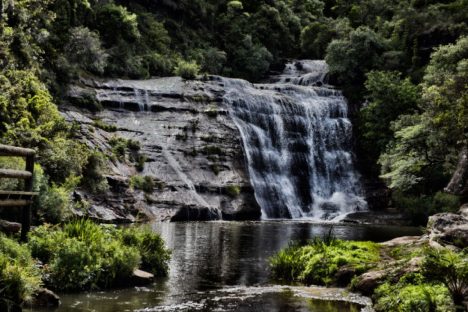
335, 265, 357, 287
459, 203, 468, 219
438, 224, 468, 249
380, 236, 423, 248
130, 269, 154, 286
30, 288, 60, 308
0, 219, 21, 234
427, 211, 468, 248
353, 270, 387, 295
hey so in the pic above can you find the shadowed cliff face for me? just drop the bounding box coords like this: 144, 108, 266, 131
64, 60, 367, 222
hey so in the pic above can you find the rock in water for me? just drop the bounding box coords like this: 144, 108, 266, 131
30, 288, 60, 308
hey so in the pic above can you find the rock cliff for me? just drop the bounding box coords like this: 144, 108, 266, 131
63, 76, 260, 222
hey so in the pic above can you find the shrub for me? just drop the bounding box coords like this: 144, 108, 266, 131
81, 151, 109, 194
127, 139, 141, 151
69, 91, 103, 112
270, 238, 380, 286
36, 183, 73, 224
432, 192, 460, 213
119, 227, 171, 276
130, 175, 154, 193
0, 235, 41, 310
423, 248, 468, 306
392, 191, 461, 225
39, 138, 89, 184
225, 185, 241, 197
200, 47, 227, 74
174, 60, 200, 80
109, 137, 128, 160
65, 27, 108, 74
135, 154, 147, 172
0, 157, 25, 191
146, 53, 174, 76
28, 220, 170, 290
374, 282, 454, 312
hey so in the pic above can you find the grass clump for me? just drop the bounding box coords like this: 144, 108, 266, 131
0, 235, 42, 310
28, 219, 170, 291
93, 119, 118, 132
270, 238, 380, 286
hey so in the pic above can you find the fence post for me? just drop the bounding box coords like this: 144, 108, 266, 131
21, 154, 34, 242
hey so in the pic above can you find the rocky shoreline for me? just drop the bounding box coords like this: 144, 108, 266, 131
351, 204, 468, 310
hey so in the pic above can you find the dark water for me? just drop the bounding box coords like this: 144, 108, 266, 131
48, 221, 421, 312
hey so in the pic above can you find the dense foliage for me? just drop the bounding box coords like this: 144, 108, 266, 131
0, 235, 42, 311
270, 237, 380, 285
0, 221, 170, 308
0, 0, 466, 222
28, 220, 171, 291
271, 238, 467, 311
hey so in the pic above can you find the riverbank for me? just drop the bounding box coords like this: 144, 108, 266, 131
0, 220, 170, 311
270, 205, 468, 311
48, 221, 420, 311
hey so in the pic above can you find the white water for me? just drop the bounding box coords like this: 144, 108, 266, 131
222, 60, 367, 220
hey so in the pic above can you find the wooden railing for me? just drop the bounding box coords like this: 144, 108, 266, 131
0, 144, 37, 241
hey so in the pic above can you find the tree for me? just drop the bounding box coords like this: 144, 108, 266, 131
65, 27, 108, 74
358, 71, 420, 174
326, 26, 387, 85
379, 37, 468, 193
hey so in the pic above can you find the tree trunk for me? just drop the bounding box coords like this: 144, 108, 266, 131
445, 146, 468, 199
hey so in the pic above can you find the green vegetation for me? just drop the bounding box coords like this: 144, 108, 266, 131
374, 281, 454, 312
271, 236, 467, 311
28, 219, 170, 291
225, 185, 241, 197
423, 248, 468, 307
93, 119, 118, 132
270, 238, 380, 285
0, 0, 466, 226
0, 235, 42, 311
119, 227, 170, 276
130, 175, 154, 193
391, 191, 461, 225
174, 60, 200, 80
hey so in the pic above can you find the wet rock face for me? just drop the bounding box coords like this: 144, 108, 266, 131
64, 77, 261, 222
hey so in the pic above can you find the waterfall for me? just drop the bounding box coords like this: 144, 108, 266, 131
133, 88, 149, 111
222, 60, 367, 220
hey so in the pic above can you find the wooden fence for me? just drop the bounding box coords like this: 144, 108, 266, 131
0, 144, 37, 241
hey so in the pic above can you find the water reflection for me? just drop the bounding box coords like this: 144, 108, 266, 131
52, 221, 420, 312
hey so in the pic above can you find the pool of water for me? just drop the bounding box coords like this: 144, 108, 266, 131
47, 221, 421, 312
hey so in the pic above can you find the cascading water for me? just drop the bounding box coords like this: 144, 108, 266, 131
222, 60, 367, 220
